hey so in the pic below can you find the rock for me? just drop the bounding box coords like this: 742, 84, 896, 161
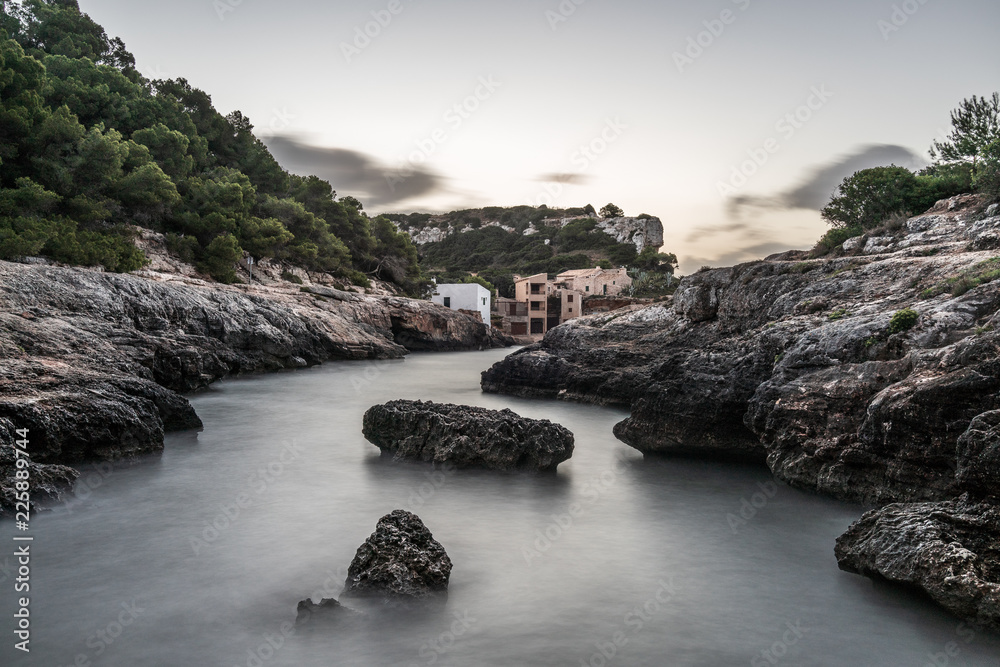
835, 498, 1000, 629
0, 259, 510, 515
362, 400, 574, 471
0, 418, 79, 517
295, 598, 365, 626
956, 411, 1000, 498
343, 510, 452, 603
482, 195, 1000, 502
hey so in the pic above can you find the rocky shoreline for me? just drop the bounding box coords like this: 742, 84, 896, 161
482, 195, 1000, 627
0, 259, 510, 514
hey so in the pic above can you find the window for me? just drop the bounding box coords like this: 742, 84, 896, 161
443, 297, 451, 308
530, 319, 545, 334
567, 295, 574, 303
482, 298, 487, 306
569, 308, 573, 313
531, 302, 542, 311
613, 281, 616, 285
586, 286, 590, 292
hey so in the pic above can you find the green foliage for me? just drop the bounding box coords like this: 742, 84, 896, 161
281, 270, 303, 285
821, 166, 918, 230
632, 246, 678, 273
974, 139, 1000, 202
0, 3, 423, 289
625, 270, 676, 298
930, 93, 1000, 172
600, 203, 624, 218
827, 308, 849, 321
811, 225, 864, 256
199, 233, 242, 283
888, 308, 919, 334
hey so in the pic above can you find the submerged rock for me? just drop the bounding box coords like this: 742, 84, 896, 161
343, 510, 452, 603
362, 400, 575, 471
835, 498, 1000, 629
295, 598, 365, 626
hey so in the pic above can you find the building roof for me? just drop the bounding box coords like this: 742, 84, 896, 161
556, 268, 603, 279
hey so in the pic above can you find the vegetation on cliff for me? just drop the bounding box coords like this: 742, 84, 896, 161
0, 0, 423, 291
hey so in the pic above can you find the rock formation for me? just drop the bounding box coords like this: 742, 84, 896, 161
343, 510, 452, 603
0, 260, 510, 515
835, 498, 1000, 629
482, 195, 1000, 625
363, 400, 575, 471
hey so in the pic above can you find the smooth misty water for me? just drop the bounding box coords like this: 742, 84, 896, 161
3, 349, 1000, 667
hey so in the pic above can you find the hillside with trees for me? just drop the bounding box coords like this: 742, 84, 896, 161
384, 204, 677, 297
0, 0, 422, 292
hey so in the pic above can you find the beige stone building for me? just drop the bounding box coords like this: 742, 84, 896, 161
555, 267, 631, 297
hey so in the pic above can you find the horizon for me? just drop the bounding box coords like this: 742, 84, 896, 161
76, 0, 1000, 272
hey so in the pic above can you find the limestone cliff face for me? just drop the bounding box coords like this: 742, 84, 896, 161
399, 215, 666, 252
0, 261, 510, 513
483, 195, 1000, 504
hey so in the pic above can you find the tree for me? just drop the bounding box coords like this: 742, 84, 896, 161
821, 166, 918, 230
600, 203, 624, 218
930, 93, 1000, 174
632, 246, 679, 274
975, 139, 1000, 202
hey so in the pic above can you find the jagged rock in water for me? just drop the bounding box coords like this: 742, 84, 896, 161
343, 510, 452, 603
295, 598, 365, 626
0, 418, 78, 517
363, 400, 574, 471
835, 498, 1000, 629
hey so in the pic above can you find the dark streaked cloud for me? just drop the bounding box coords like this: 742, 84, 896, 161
537, 173, 592, 185
263, 135, 446, 208
683, 241, 801, 272
726, 144, 927, 219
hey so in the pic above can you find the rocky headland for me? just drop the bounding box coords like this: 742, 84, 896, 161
0, 254, 510, 515
482, 195, 1000, 626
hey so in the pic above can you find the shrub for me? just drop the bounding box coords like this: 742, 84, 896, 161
889, 308, 919, 334
828, 308, 849, 321
812, 225, 864, 256
281, 270, 304, 285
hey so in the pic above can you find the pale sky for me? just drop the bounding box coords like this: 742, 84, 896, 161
80, 0, 1000, 272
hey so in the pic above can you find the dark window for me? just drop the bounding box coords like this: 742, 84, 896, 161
586, 286, 590, 292
530, 319, 545, 334
569, 308, 573, 313
443, 297, 451, 308
603, 284, 608, 295
568, 295, 574, 303
531, 301, 542, 311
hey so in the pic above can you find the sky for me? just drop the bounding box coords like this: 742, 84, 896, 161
79, 0, 1000, 272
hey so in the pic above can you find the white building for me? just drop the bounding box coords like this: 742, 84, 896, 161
431, 283, 491, 326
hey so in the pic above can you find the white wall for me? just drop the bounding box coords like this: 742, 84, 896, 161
431, 284, 491, 326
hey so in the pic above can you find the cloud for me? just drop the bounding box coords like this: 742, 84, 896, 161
536, 173, 592, 185
262, 135, 446, 208
726, 144, 927, 219
682, 241, 800, 273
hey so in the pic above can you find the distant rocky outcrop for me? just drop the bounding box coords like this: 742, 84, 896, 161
835, 498, 1000, 629
363, 400, 575, 471
343, 510, 452, 603
399, 214, 665, 253
0, 260, 510, 515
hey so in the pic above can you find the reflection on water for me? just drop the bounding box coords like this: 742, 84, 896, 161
3, 349, 1000, 666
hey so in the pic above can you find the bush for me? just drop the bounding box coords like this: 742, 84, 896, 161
812, 225, 864, 256
281, 270, 303, 285
975, 139, 1000, 202
889, 308, 919, 334
198, 233, 242, 283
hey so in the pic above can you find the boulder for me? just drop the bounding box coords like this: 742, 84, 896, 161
362, 400, 574, 471
294, 598, 364, 626
343, 510, 452, 603
835, 498, 1000, 629
956, 410, 1000, 498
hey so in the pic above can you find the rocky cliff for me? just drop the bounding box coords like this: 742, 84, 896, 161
402, 215, 665, 253
0, 260, 510, 514
482, 195, 1000, 626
